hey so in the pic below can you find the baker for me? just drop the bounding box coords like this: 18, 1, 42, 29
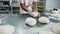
20, 0, 40, 17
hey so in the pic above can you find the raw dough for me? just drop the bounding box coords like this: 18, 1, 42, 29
0, 24, 15, 34
52, 23, 60, 34
52, 11, 59, 14
39, 31, 56, 34
32, 12, 38, 17
38, 17, 50, 23
50, 14, 60, 20
25, 17, 37, 26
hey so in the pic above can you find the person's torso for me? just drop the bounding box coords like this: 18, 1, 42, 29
20, 0, 33, 14
24, 0, 33, 6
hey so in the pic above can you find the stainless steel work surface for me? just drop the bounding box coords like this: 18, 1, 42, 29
1, 14, 60, 34
1, 14, 38, 34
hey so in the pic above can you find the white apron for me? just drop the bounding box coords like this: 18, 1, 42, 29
20, 0, 33, 14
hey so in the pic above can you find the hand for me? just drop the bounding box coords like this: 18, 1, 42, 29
28, 10, 34, 17
38, 12, 41, 17
28, 10, 41, 17
33, 11, 41, 18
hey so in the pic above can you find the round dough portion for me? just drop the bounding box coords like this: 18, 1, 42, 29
32, 12, 39, 17
0, 25, 15, 34
39, 31, 56, 34
50, 14, 60, 18
52, 11, 59, 14
0, 18, 3, 24
52, 23, 60, 34
50, 14, 60, 20
25, 17, 37, 26
38, 17, 50, 23
0, 21, 2, 24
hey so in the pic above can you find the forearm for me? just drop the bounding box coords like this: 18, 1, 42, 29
33, 1, 37, 11
20, 3, 28, 12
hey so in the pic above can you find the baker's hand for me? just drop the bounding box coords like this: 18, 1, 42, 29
33, 11, 41, 18
38, 12, 41, 17
28, 10, 34, 17
36, 11, 40, 18
28, 10, 41, 17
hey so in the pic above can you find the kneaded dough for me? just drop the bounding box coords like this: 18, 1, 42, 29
38, 17, 50, 23
25, 17, 37, 26
52, 11, 59, 14
52, 23, 60, 34
50, 14, 60, 20
0, 24, 15, 34
32, 12, 39, 17
0, 18, 2, 24
39, 31, 56, 34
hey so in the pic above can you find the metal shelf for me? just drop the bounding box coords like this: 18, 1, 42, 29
0, 5, 11, 7
12, 1, 18, 3
37, 6, 44, 8
0, 0, 11, 14
12, 10, 20, 11
37, 1, 44, 3
11, 0, 20, 14
37, 0, 46, 12
0, 0, 10, 1
0, 11, 11, 12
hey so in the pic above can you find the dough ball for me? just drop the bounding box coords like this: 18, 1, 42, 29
58, 9, 60, 12
25, 17, 37, 26
39, 31, 56, 34
50, 14, 60, 18
50, 14, 60, 20
0, 21, 2, 24
0, 18, 3, 24
0, 25, 15, 34
52, 23, 60, 34
38, 17, 50, 23
32, 12, 39, 17
52, 11, 59, 14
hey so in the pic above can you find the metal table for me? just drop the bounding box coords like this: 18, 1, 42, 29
1, 13, 60, 34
